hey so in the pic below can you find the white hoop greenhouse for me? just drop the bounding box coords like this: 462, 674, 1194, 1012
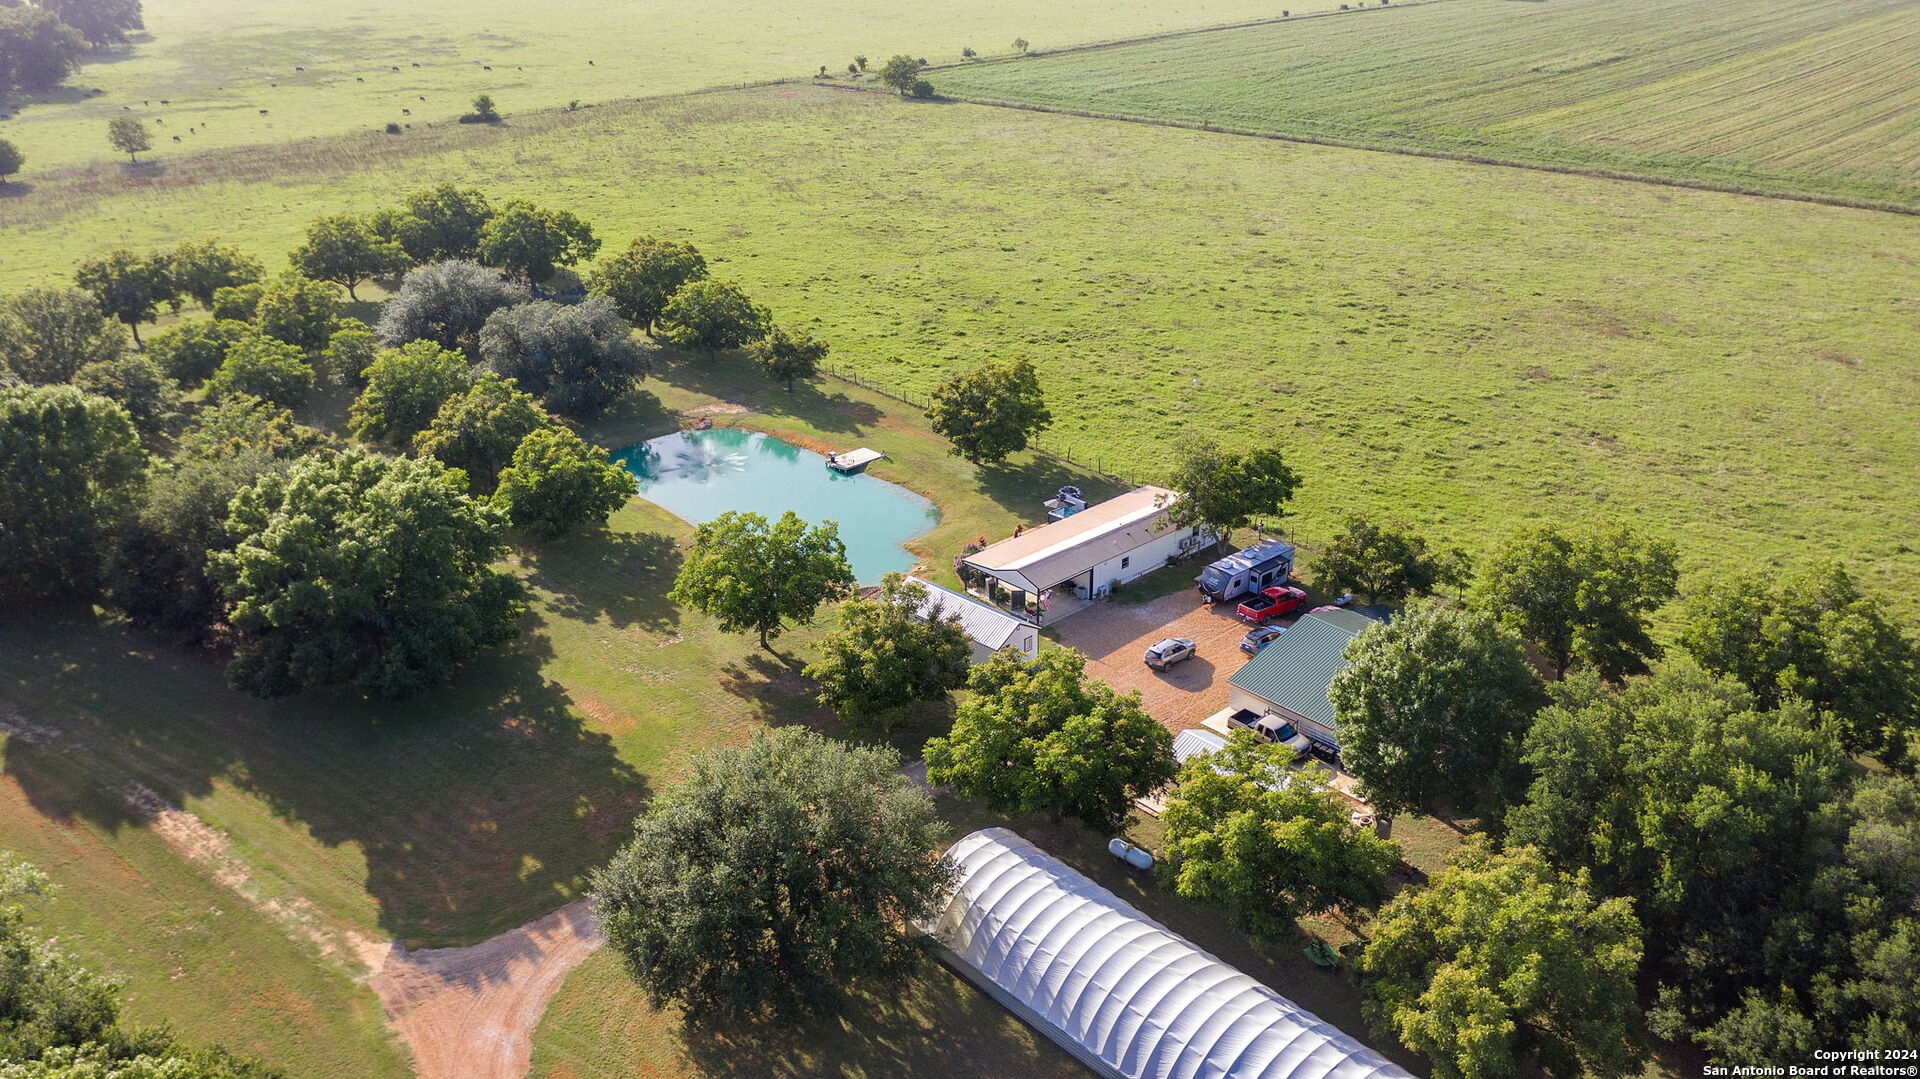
926, 828, 1414, 1079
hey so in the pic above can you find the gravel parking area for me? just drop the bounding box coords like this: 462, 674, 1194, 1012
1052, 589, 1274, 730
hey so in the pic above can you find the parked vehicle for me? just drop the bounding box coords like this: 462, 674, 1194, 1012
1143, 637, 1197, 670
1225, 708, 1314, 756
1196, 539, 1296, 604
1236, 585, 1308, 624
1239, 625, 1285, 654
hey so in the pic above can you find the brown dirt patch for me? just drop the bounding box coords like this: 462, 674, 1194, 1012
1053, 591, 1272, 730
372, 900, 603, 1079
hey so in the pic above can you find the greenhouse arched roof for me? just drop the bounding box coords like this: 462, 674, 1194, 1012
926, 828, 1415, 1079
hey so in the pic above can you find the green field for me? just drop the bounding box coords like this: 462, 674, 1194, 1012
6, 86, 1917, 612
0, 352, 1144, 1076
0, 0, 1345, 172
933, 0, 1920, 208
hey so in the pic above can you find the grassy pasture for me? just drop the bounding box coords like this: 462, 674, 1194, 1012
0, 349, 1133, 1076
932, 0, 1920, 209
5, 86, 1917, 613
0, 0, 1349, 172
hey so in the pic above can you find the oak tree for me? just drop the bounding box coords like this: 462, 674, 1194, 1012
669, 509, 853, 648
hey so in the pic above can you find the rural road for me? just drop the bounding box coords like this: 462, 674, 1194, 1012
371, 899, 603, 1079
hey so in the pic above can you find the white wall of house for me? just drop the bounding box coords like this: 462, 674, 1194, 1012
1083, 526, 1208, 596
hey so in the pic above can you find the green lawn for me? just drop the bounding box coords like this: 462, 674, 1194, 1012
0, 0, 1352, 173
6, 85, 1917, 613
933, 0, 1920, 209
0, 350, 1129, 1076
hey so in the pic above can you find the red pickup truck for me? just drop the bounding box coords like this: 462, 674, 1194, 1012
1236, 585, 1308, 624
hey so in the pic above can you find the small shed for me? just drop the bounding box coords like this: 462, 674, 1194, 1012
905, 576, 1039, 661
927, 828, 1414, 1079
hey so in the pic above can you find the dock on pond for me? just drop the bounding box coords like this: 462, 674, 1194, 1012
826, 448, 885, 473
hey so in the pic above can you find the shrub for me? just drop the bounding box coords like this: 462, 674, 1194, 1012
207, 334, 316, 408
385, 122, 401, 134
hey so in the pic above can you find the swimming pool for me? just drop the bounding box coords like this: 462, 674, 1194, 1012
613, 428, 939, 584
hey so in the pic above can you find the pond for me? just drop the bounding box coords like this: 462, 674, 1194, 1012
613, 427, 940, 584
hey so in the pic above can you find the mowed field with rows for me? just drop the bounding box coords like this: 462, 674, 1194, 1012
933, 0, 1920, 209
5, 86, 1917, 615
0, 0, 1345, 172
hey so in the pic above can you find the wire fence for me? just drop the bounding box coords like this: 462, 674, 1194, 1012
818, 364, 1307, 551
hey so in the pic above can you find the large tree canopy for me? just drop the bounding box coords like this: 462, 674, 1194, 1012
476, 199, 600, 282
669, 509, 853, 647
205, 334, 315, 410
73, 249, 176, 347
386, 184, 497, 264
586, 236, 707, 334
413, 374, 548, 492
211, 450, 524, 698
253, 275, 345, 354
1161, 732, 1399, 939
1328, 603, 1543, 821
1476, 523, 1679, 680
169, 239, 263, 310
145, 318, 253, 389
1506, 663, 1850, 1040
374, 260, 529, 353
110, 446, 284, 638
925, 648, 1175, 832
1, 287, 128, 385
475, 296, 646, 418
290, 214, 404, 301
656, 278, 769, 353
348, 339, 472, 445
803, 573, 972, 731
590, 728, 952, 1021
1314, 513, 1469, 605
39, 0, 145, 46
72, 350, 181, 446
0, 385, 144, 602
490, 425, 631, 538
1361, 837, 1649, 1079
0, 7, 86, 91
1162, 436, 1300, 547
1679, 561, 1919, 766
924, 356, 1052, 464
750, 324, 827, 392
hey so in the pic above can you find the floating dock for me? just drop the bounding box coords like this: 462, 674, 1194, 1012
826, 448, 885, 473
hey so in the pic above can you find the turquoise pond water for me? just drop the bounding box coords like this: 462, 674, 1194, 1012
612, 428, 939, 584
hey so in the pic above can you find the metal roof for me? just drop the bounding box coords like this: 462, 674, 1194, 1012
928, 828, 1414, 1079
962, 487, 1179, 593
1226, 610, 1383, 729
905, 576, 1036, 655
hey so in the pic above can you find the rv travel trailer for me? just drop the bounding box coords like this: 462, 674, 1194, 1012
1196, 538, 1297, 604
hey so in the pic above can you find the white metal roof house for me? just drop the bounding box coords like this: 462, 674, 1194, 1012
927, 828, 1415, 1079
961, 487, 1212, 625
905, 576, 1039, 661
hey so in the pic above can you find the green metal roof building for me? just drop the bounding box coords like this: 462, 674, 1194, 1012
1225, 608, 1384, 750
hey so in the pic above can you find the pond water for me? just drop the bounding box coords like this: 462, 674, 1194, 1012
613, 428, 939, 584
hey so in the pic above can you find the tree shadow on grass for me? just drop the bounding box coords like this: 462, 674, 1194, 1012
518, 525, 682, 632
585, 386, 682, 451
714, 650, 826, 726
0, 183, 34, 200
971, 453, 1127, 520
676, 949, 1083, 1079
650, 352, 882, 436
0, 612, 651, 948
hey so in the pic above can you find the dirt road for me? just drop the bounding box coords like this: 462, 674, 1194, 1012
372, 899, 603, 1079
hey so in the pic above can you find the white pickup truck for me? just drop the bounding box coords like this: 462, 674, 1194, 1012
1224, 708, 1314, 757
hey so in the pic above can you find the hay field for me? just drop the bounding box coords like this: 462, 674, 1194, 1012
933, 0, 1920, 208
0, 0, 1342, 171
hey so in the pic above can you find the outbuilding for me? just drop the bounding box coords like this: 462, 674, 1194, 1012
1225, 608, 1386, 754
927, 828, 1414, 1079
905, 575, 1039, 661
961, 486, 1212, 625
